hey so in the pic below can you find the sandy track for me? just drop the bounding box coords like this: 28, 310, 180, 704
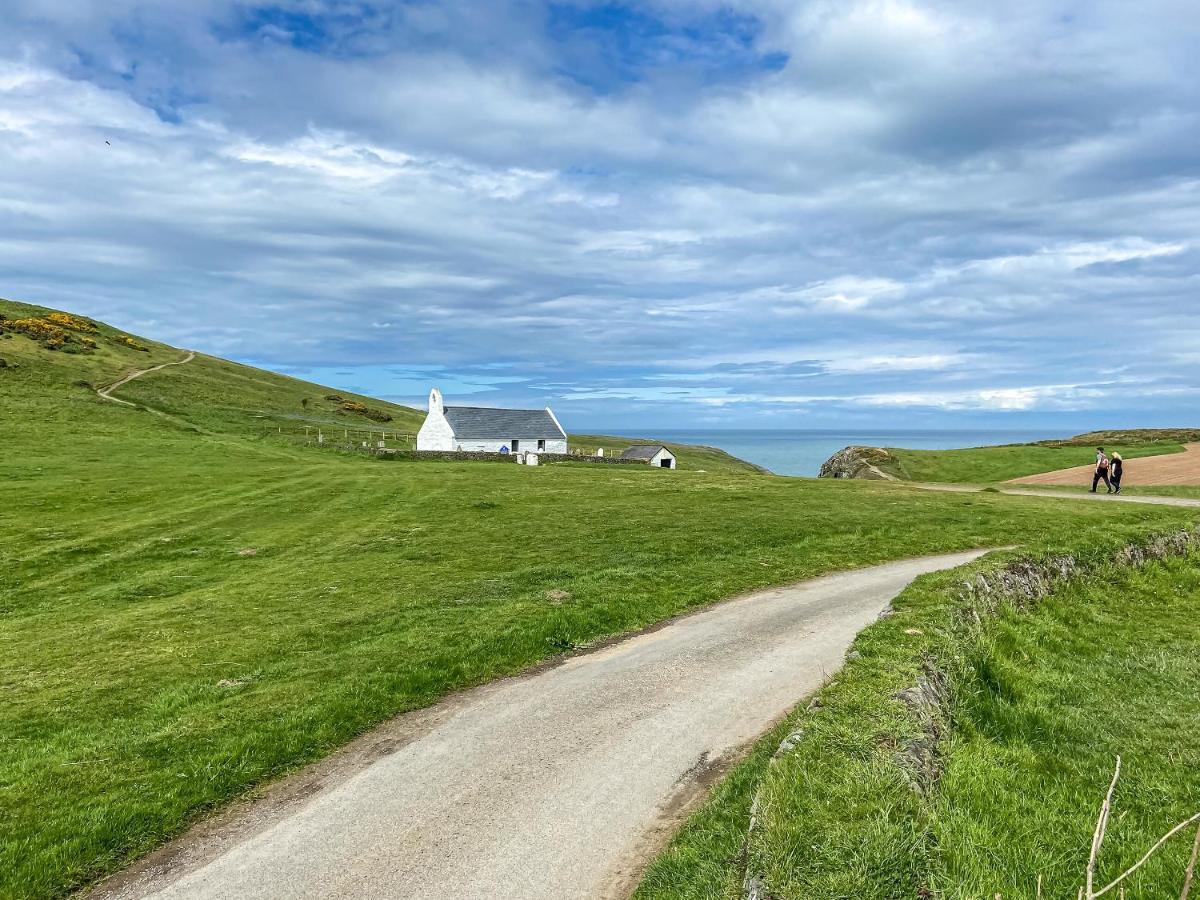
97, 351, 195, 406
1010, 442, 1200, 486
91, 550, 989, 900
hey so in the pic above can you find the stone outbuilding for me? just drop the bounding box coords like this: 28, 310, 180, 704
416, 388, 568, 454
620, 445, 677, 469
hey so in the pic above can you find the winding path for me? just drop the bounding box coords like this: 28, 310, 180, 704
92, 550, 989, 900
97, 351, 195, 407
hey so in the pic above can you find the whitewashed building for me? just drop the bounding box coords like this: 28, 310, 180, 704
416, 388, 568, 454
621, 445, 677, 469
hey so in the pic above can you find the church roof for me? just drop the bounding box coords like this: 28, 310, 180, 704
443, 406, 565, 440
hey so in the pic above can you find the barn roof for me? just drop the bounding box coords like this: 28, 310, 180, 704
620, 444, 671, 460
443, 406, 566, 440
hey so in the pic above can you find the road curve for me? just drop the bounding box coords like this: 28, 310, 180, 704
93, 550, 989, 900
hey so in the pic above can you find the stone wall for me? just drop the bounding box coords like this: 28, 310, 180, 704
374, 449, 517, 463
537, 453, 646, 466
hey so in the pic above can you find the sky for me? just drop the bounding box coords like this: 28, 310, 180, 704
1, 0, 1198, 432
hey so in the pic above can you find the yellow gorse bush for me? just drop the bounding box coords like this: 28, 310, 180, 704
46, 312, 98, 332
0, 315, 97, 352
117, 335, 151, 352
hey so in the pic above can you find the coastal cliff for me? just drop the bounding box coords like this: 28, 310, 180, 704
817, 446, 900, 480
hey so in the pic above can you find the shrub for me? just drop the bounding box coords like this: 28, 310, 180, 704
115, 335, 150, 352
327, 395, 393, 422
46, 312, 98, 332
0, 315, 96, 353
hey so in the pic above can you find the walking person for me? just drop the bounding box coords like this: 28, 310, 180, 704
1110, 451, 1124, 494
1091, 446, 1112, 493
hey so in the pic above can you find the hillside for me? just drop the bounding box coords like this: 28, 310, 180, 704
0, 298, 425, 441
568, 432, 765, 475
819, 430, 1195, 484
0, 299, 759, 476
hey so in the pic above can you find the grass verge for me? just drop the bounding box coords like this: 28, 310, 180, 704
636, 523, 1200, 899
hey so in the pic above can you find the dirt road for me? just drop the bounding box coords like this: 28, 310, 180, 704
92, 550, 989, 900
1010, 443, 1200, 486
97, 351, 195, 406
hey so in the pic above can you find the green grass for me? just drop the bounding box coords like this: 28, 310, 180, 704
931, 557, 1200, 897
636, 537, 1200, 900
1035, 484, 1200, 501
888, 441, 1184, 484
568, 433, 765, 475
4, 297, 1199, 898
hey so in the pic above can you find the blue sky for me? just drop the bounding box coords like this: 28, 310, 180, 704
2, 0, 1198, 431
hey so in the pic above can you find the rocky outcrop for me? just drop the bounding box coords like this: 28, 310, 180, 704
818, 445, 899, 480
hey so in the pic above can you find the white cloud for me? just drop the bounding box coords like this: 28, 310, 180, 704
0, 2, 1198, 427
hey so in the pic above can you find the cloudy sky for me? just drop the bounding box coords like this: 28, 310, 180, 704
2, 1, 1197, 430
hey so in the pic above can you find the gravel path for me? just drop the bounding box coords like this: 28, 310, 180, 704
91, 550, 988, 900
913, 483, 1200, 508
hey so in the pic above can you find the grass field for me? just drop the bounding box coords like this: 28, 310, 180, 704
888, 440, 1185, 484
4, 298, 1200, 898
931, 556, 1200, 897
636, 541, 1200, 900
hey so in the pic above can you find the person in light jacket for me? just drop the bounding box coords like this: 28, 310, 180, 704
1091, 447, 1112, 493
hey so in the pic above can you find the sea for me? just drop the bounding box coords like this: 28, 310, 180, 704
612, 429, 1062, 477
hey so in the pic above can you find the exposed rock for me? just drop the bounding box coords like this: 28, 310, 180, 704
818, 445, 900, 480
893, 663, 950, 794
902, 526, 1200, 795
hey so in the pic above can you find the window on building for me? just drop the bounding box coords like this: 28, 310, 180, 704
512, 439, 520, 452
538, 439, 546, 451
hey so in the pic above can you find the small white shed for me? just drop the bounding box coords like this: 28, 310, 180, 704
620, 445, 677, 469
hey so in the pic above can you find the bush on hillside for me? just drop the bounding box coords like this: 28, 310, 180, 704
46, 312, 98, 332
116, 334, 151, 352
0, 315, 96, 352
326, 394, 393, 422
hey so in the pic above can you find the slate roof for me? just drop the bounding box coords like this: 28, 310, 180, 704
443, 406, 566, 440
621, 445, 671, 460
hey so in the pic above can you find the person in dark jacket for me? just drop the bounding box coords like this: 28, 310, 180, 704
1110, 452, 1123, 494
1091, 447, 1112, 493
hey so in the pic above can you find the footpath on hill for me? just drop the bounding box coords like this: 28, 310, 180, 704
92, 551, 988, 900
1010, 442, 1200, 487
97, 351, 196, 407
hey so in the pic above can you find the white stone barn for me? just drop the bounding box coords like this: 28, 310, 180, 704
416, 388, 568, 454
621, 445, 677, 469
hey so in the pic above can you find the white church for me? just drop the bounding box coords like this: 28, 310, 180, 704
416, 388, 568, 455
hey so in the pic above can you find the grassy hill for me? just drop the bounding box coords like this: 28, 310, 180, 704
3, 298, 1199, 898
568, 432, 766, 475
822, 431, 1194, 485
0, 298, 425, 440
1, 297, 754, 473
